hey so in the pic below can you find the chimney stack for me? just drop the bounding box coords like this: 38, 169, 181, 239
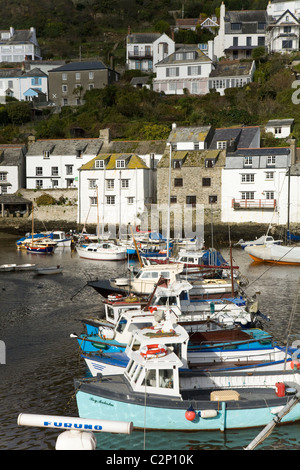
289, 138, 297, 165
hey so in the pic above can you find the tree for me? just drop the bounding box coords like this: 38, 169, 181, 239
6, 102, 31, 125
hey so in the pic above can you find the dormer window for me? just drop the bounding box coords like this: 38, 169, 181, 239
76, 150, 82, 158
95, 159, 104, 169
205, 159, 215, 168
217, 141, 227, 149
116, 160, 125, 168
43, 150, 50, 159
173, 160, 182, 169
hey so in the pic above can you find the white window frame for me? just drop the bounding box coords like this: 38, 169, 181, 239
95, 160, 104, 168
106, 179, 114, 190
89, 179, 97, 189
241, 173, 254, 183
106, 195, 116, 205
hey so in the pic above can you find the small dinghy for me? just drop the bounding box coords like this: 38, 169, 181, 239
0, 264, 17, 272
35, 266, 63, 275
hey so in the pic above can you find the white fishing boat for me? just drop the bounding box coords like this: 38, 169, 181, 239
75, 338, 300, 431
81, 316, 294, 378
244, 243, 300, 265
76, 242, 127, 261
236, 235, 282, 250
50, 231, 73, 247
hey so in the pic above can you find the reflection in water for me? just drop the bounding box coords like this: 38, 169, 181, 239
0, 233, 300, 450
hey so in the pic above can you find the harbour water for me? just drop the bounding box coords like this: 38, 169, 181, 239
1, 231, 300, 451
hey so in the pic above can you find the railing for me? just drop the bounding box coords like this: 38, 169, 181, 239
128, 51, 153, 59
232, 199, 277, 210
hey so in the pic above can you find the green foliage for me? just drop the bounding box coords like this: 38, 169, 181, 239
36, 193, 57, 206
6, 102, 32, 125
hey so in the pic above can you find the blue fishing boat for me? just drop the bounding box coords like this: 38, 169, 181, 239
74, 329, 300, 431
80, 320, 294, 377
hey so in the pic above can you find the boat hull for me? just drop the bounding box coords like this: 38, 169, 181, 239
245, 244, 300, 265
76, 246, 126, 261
75, 370, 300, 431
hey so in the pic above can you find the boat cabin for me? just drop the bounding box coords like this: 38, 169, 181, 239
124, 349, 183, 398
114, 263, 184, 295
113, 307, 179, 345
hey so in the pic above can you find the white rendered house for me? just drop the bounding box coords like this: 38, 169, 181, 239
77, 153, 154, 229
26, 138, 103, 190
0, 67, 48, 102
126, 32, 175, 72
0, 144, 26, 195
213, 2, 267, 60
221, 147, 292, 225
265, 119, 294, 138
266, 1, 300, 53
0, 27, 41, 62
153, 46, 213, 95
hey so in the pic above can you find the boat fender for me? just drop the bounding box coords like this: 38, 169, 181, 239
198, 410, 218, 419
185, 406, 196, 422
98, 326, 114, 340
291, 360, 300, 370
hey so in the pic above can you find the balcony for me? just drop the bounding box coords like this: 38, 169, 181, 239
232, 198, 277, 210
128, 51, 153, 60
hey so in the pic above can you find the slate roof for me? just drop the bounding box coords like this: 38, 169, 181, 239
209, 60, 254, 77
127, 33, 161, 44
168, 126, 212, 143
0, 144, 26, 166
266, 119, 294, 127
0, 29, 36, 45
227, 147, 290, 156
49, 61, 108, 73
224, 10, 267, 34
26, 139, 103, 156
0, 67, 46, 78
156, 46, 211, 66
209, 126, 260, 149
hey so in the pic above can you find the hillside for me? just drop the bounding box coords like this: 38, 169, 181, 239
0, 0, 269, 61
0, 0, 299, 145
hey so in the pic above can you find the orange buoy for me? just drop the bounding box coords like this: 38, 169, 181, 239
185, 407, 196, 421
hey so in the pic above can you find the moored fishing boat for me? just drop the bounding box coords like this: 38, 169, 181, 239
79, 314, 294, 377
26, 239, 57, 254
75, 343, 300, 431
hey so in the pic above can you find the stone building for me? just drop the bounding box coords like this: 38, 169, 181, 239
157, 147, 226, 229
